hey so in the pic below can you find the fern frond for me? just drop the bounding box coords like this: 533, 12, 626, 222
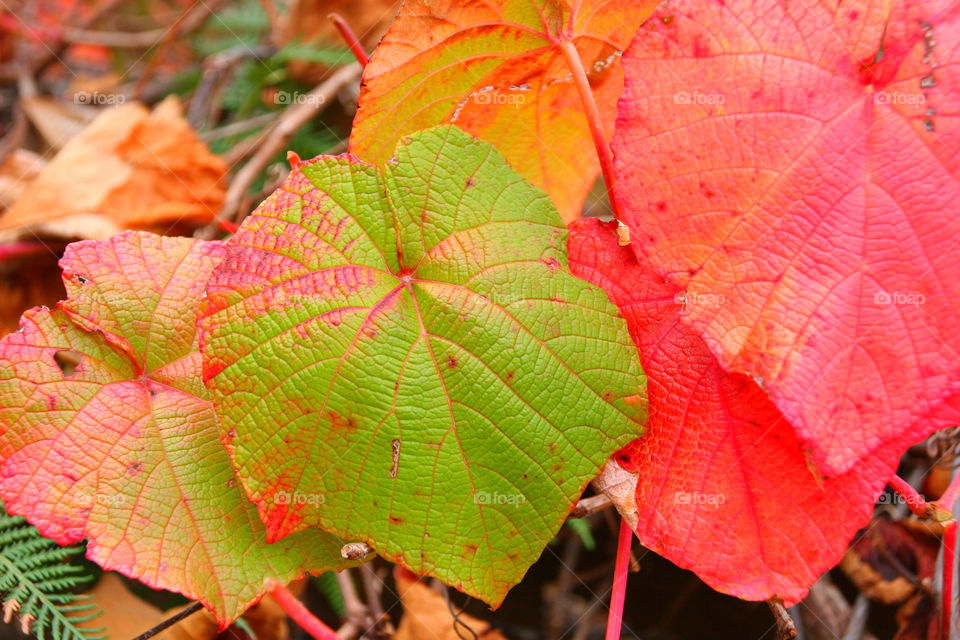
311, 572, 344, 619
0, 503, 105, 640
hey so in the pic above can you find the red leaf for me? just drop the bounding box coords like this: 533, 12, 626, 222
612, 0, 960, 475
570, 218, 910, 603
0, 232, 349, 625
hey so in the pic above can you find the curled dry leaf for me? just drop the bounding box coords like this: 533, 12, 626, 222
0, 97, 226, 244
0, 231, 349, 625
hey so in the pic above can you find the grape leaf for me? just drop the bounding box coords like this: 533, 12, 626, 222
0, 232, 349, 626
348, 0, 659, 223
612, 0, 960, 475
569, 218, 909, 603
199, 125, 646, 606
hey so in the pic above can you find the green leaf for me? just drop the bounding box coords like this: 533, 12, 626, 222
200, 126, 646, 605
565, 518, 595, 552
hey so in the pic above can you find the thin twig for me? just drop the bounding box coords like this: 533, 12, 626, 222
335, 570, 367, 624
767, 599, 798, 640
839, 595, 869, 640
0, 104, 27, 166
59, 27, 169, 47
30, 0, 124, 75
197, 63, 361, 239
570, 494, 611, 519
188, 44, 275, 129
131, 0, 225, 100
359, 563, 387, 637
201, 112, 279, 141
128, 602, 204, 640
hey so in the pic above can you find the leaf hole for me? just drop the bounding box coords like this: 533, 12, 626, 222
53, 350, 83, 377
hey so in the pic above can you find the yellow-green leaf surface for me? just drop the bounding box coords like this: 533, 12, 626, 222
0, 232, 349, 626
349, 0, 660, 223
199, 126, 646, 605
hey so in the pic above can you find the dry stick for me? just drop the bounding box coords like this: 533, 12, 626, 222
359, 564, 388, 636
328, 14, 369, 67
58, 26, 170, 47
127, 602, 204, 640
570, 493, 612, 519
888, 474, 956, 640
201, 112, 279, 142
766, 599, 798, 640
335, 570, 369, 627
198, 63, 362, 239
131, 0, 223, 100
603, 518, 633, 640
557, 39, 622, 222
0, 103, 27, 165
270, 582, 340, 640
839, 595, 870, 640
545, 529, 585, 639
28, 0, 124, 75
187, 44, 276, 129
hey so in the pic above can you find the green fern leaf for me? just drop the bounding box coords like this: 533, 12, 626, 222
0, 502, 105, 640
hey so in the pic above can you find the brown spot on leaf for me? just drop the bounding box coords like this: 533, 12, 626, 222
389, 516, 403, 525
328, 410, 357, 430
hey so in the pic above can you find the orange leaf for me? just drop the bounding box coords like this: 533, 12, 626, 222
349, 0, 658, 222
0, 97, 226, 243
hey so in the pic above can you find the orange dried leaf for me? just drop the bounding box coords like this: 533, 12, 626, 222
0, 97, 226, 243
